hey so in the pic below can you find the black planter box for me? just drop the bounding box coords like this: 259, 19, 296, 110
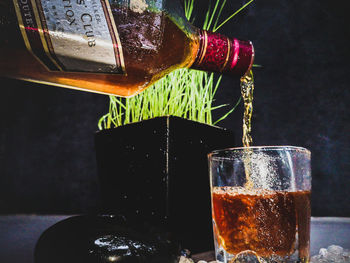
95, 116, 235, 252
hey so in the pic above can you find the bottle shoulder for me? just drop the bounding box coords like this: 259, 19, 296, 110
116, 10, 199, 74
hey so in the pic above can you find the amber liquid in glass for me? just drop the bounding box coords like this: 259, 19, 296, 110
212, 186, 311, 261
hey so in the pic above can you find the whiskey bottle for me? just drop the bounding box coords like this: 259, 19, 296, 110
0, 0, 254, 97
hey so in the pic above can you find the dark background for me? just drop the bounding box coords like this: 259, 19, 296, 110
0, 0, 349, 216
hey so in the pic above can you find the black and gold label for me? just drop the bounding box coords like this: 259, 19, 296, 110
12, 0, 125, 74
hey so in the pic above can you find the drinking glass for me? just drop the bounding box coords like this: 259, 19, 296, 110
208, 146, 311, 263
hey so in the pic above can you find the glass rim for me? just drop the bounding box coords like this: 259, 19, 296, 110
208, 145, 311, 159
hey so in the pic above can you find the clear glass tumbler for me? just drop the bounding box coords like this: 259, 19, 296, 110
208, 146, 311, 263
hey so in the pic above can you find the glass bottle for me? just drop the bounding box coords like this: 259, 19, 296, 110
0, 0, 254, 97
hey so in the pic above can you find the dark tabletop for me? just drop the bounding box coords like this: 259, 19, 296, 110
0, 216, 349, 263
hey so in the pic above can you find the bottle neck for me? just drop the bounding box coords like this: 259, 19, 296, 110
190, 30, 254, 76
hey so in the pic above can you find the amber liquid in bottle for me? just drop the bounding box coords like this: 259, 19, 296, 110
0, 3, 198, 97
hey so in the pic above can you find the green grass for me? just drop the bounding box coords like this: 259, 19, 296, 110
98, 0, 254, 130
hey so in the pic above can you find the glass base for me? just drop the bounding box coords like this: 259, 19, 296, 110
215, 248, 309, 263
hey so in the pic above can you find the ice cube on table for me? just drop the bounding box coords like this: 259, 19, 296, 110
310, 245, 350, 263
327, 245, 344, 254
179, 256, 194, 263
319, 248, 328, 257
344, 249, 350, 258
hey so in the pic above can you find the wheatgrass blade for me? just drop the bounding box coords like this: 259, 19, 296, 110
213, 0, 227, 30
214, 0, 254, 32
206, 0, 221, 30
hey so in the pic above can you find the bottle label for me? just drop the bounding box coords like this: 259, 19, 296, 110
12, 0, 125, 74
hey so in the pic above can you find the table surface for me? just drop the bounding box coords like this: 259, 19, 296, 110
0, 216, 349, 263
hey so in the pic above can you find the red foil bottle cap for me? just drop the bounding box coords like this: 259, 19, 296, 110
191, 30, 254, 76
